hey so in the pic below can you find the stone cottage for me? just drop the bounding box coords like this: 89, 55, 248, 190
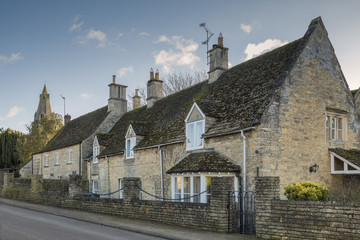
31, 76, 128, 179
88, 17, 360, 201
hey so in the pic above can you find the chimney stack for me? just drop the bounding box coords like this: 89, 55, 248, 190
147, 68, 163, 108
108, 75, 127, 115
133, 89, 141, 109
64, 114, 71, 125
208, 33, 228, 84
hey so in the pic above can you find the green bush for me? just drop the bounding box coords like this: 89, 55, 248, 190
284, 181, 328, 201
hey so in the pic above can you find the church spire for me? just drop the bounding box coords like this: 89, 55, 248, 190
34, 84, 52, 122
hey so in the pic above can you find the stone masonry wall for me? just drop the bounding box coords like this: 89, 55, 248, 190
38, 144, 81, 179
256, 176, 360, 239
1, 174, 236, 233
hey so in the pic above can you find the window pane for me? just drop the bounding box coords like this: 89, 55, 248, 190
206, 176, 212, 203
187, 123, 194, 148
119, 179, 123, 199
193, 176, 201, 203
196, 121, 204, 147
175, 177, 181, 201
183, 177, 190, 202
338, 118, 342, 141
331, 117, 336, 140
325, 116, 330, 140
126, 139, 131, 157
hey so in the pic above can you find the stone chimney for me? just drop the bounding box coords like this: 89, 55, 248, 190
64, 114, 71, 125
147, 68, 163, 108
108, 75, 127, 115
133, 89, 141, 109
208, 33, 228, 84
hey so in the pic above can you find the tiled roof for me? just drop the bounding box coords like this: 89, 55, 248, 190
100, 32, 307, 156
166, 150, 241, 174
38, 106, 109, 153
330, 148, 360, 168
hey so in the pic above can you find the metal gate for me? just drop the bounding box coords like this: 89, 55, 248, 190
233, 190, 256, 235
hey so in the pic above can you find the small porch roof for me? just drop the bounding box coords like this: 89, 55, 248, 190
329, 148, 360, 174
166, 150, 241, 174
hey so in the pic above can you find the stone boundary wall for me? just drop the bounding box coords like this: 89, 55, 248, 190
256, 176, 360, 239
0, 174, 236, 233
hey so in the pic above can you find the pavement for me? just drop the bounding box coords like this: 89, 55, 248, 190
0, 198, 258, 240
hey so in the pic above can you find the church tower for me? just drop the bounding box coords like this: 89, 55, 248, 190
34, 84, 52, 122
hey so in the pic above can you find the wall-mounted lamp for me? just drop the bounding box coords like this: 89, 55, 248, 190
309, 164, 319, 173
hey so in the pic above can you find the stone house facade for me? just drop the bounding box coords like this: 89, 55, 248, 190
28, 17, 360, 201
87, 17, 360, 200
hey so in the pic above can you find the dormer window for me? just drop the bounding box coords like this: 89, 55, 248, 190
93, 146, 100, 164
185, 103, 205, 150
125, 125, 136, 159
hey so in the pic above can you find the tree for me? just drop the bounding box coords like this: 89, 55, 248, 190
0, 128, 22, 168
127, 70, 207, 110
16, 113, 63, 163
162, 69, 207, 96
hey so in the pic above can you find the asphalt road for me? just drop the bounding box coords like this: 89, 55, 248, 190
0, 204, 164, 240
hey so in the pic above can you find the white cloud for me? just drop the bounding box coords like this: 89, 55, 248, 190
118, 32, 124, 37
87, 29, 108, 47
154, 35, 200, 73
0, 106, 24, 120
244, 39, 289, 61
240, 23, 252, 34
80, 93, 92, 99
117, 66, 134, 78
69, 15, 84, 32
0, 52, 24, 64
228, 61, 232, 68
138, 32, 149, 38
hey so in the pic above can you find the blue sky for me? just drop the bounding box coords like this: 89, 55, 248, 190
1, 0, 359, 133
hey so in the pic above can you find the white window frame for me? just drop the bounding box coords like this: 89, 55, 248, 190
171, 174, 238, 203
326, 114, 346, 142
55, 152, 59, 165
44, 154, 49, 167
330, 152, 360, 174
92, 180, 98, 194
67, 150, 72, 163
119, 178, 124, 199
185, 103, 205, 151
93, 146, 100, 164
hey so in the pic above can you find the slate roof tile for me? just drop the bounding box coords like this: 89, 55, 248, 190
38, 106, 109, 153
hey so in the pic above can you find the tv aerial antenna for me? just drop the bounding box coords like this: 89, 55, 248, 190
199, 23, 214, 65
60, 94, 66, 122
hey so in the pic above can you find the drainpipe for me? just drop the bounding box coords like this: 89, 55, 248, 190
88, 160, 91, 192
158, 146, 164, 200
106, 156, 110, 198
240, 130, 247, 234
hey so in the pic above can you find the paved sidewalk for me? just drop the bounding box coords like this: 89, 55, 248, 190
0, 198, 258, 240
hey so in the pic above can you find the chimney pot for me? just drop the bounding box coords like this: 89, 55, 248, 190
218, 33, 224, 48
64, 114, 71, 125
150, 68, 155, 80
135, 89, 139, 96
112, 75, 116, 83
155, 69, 160, 80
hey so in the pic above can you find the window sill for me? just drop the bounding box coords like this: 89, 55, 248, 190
67, 162, 72, 165
125, 156, 135, 160
44, 165, 49, 168
186, 146, 204, 151
55, 163, 59, 166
